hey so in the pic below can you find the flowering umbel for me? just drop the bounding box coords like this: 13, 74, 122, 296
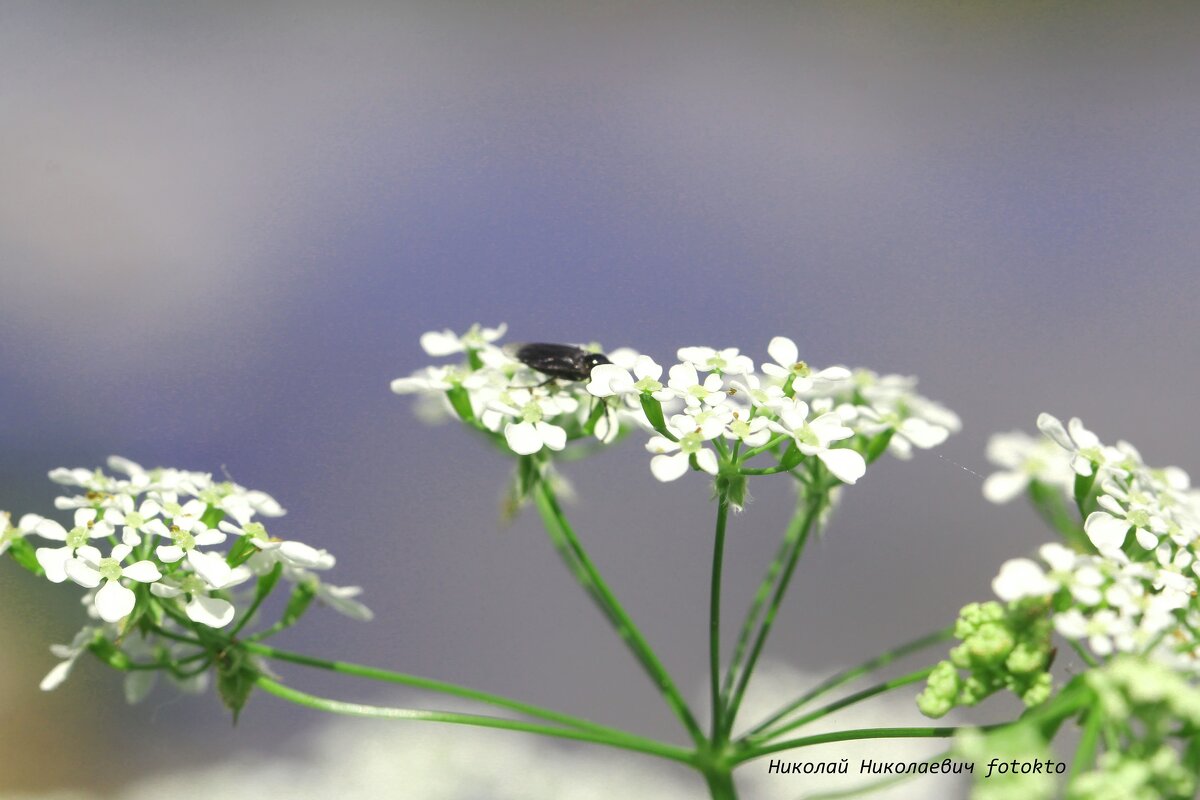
392, 324, 959, 507
2, 457, 370, 713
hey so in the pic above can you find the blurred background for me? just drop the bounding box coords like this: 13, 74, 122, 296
2, 1, 1199, 797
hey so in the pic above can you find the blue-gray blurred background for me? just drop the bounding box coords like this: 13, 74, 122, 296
2, 1, 1199, 797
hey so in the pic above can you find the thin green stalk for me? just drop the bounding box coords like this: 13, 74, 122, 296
745, 666, 934, 745
254, 676, 696, 766
710, 490, 731, 742
741, 627, 952, 740
739, 465, 791, 476
733, 726, 962, 765
739, 435, 788, 462
532, 482, 707, 747
720, 495, 813, 707
722, 487, 825, 738
243, 641, 627, 738
1068, 709, 1102, 782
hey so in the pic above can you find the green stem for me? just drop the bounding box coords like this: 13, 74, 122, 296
1068, 708, 1102, 782
703, 766, 739, 800
741, 628, 952, 740
532, 482, 707, 747
243, 642, 626, 738
710, 490, 731, 742
254, 676, 696, 766
739, 434, 788, 462
734, 726, 962, 765
745, 667, 934, 744
722, 483, 826, 738
720, 495, 814, 707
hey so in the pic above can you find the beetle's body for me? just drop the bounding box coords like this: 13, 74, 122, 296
508, 343, 611, 382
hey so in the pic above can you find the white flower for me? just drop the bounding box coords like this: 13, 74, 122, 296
729, 374, 786, 412
155, 524, 229, 585
1036, 413, 1122, 478
0, 512, 40, 556
760, 337, 852, 392
103, 495, 164, 546
725, 409, 773, 447
34, 508, 114, 583
151, 569, 252, 628
485, 390, 574, 455
311, 576, 373, 621
585, 356, 669, 400
666, 362, 728, 408
219, 520, 336, 570
645, 421, 721, 482
768, 399, 866, 484
40, 626, 97, 691
419, 323, 507, 357
1086, 482, 1169, 552
992, 558, 1060, 601
1054, 608, 1131, 657
676, 346, 754, 376
65, 544, 162, 623
982, 431, 1073, 504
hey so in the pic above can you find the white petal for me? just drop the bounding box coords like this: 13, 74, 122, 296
40, 660, 75, 691
633, 355, 662, 381
983, 471, 1028, 504
156, 545, 185, 563
95, 580, 137, 623
1084, 512, 1130, 552
992, 559, 1056, 601
186, 594, 235, 628
110, 543, 132, 562
585, 364, 633, 397
536, 422, 567, 452
122, 561, 162, 583
419, 329, 463, 357
193, 530, 227, 547
278, 541, 336, 570
151, 582, 183, 598
694, 449, 719, 475
65, 559, 103, 589
188, 550, 233, 588
34, 519, 69, 542
650, 453, 690, 482
1036, 413, 1073, 451
767, 336, 798, 368
818, 449, 867, 485
36, 546, 72, 583
898, 418, 949, 449
504, 421, 543, 455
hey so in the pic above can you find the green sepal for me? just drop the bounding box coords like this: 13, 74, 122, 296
639, 394, 677, 441
216, 645, 258, 724
282, 581, 317, 627
201, 506, 225, 529
226, 534, 257, 567
88, 637, 131, 671
777, 441, 803, 472
6, 538, 44, 575
254, 563, 284, 602
717, 473, 749, 510
1073, 470, 1098, 514
466, 348, 484, 371
445, 385, 476, 423
864, 429, 894, 463
582, 397, 608, 437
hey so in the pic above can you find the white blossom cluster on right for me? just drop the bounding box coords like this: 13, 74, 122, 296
986, 414, 1200, 672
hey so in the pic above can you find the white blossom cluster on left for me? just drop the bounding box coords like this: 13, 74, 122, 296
1, 456, 371, 693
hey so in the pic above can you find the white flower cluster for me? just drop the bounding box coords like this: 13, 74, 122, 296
392, 324, 960, 486
987, 414, 1200, 670
2, 457, 370, 691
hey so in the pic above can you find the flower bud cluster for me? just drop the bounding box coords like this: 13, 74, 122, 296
918, 599, 1054, 718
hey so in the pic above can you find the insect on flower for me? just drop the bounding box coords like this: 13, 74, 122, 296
506, 343, 612, 383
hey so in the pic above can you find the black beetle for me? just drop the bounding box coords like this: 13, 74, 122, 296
506, 343, 612, 383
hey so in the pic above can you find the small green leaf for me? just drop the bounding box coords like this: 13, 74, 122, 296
639, 395, 677, 441
282, 582, 317, 627
216, 646, 258, 723
6, 538, 44, 575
